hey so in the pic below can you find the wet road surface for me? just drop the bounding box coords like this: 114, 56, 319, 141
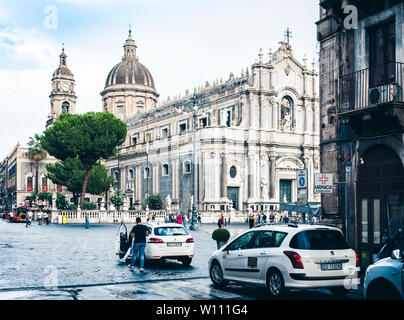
0, 219, 362, 300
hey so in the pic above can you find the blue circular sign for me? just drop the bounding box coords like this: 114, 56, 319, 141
299, 177, 305, 187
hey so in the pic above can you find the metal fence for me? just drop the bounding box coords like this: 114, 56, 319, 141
338, 62, 404, 112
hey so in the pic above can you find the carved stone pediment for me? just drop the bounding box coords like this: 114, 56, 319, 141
276, 156, 304, 170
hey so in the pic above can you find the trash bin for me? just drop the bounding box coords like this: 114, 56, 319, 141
62, 215, 67, 224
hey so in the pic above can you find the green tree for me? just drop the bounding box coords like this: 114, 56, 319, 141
27, 134, 47, 194
38, 192, 52, 206
56, 192, 77, 210
46, 157, 113, 205
110, 188, 125, 210
144, 193, 163, 210
41, 112, 127, 208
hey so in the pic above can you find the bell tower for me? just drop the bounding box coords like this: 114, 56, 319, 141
47, 47, 77, 127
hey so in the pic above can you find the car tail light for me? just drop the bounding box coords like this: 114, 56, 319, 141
186, 237, 194, 243
148, 238, 164, 244
355, 251, 359, 267
283, 251, 304, 269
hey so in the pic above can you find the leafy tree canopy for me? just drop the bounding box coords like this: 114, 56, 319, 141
46, 157, 113, 197
41, 112, 127, 208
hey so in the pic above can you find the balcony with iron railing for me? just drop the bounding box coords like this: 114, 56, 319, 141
338, 62, 404, 115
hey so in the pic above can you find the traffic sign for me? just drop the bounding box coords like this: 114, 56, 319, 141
296, 170, 307, 188
314, 173, 333, 193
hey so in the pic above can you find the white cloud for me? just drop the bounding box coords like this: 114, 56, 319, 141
0, 28, 59, 70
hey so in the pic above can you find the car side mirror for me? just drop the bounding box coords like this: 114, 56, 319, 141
391, 249, 403, 260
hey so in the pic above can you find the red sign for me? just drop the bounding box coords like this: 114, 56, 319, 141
319, 174, 329, 185
57, 185, 63, 192
27, 184, 33, 192
25, 200, 30, 207
42, 185, 48, 192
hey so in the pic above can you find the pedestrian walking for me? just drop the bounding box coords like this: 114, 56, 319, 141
263, 213, 267, 224
85, 214, 90, 229
248, 214, 254, 229
129, 217, 150, 272
164, 213, 170, 223
43, 211, 49, 225
183, 214, 188, 229
176, 214, 183, 224
197, 213, 201, 226
37, 210, 42, 225
26, 209, 33, 227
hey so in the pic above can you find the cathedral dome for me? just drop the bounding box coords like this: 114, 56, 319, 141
104, 29, 155, 89
105, 59, 155, 88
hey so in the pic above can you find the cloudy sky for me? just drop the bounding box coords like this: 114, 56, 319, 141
0, 0, 319, 159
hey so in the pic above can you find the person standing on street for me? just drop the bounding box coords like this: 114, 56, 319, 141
38, 210, 42, 225
176, 213, 183, 225
248, 214, 255, 229
85, 214, 90, 229
183, 214, 188, 229
43, 211, 49, 225
129, 217, 149, 272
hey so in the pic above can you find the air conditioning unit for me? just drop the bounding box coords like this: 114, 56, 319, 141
368, 83, 399, 105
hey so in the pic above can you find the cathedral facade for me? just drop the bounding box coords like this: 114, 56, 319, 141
103, 31, 320, 214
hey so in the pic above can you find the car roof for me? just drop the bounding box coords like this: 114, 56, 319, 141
252, 223, 342, 233
145, 222, 185, 229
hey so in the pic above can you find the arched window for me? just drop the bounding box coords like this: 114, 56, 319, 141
129, 169, 134, 180
183, 160, 191, 174
62, 102, 70, 114
144, 167, 150, 179
162, 164, 169, 176
114, 171, 119, 181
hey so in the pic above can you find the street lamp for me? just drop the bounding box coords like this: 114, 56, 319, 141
177, 92, 211, 230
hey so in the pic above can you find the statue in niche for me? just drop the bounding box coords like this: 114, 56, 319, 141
166, 194, 172, 211
260, 178, 269, 198
280, 96, 292, 131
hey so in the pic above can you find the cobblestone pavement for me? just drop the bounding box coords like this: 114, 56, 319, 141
0, 219, 362, 300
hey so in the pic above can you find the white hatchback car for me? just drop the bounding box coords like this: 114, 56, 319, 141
208, 223, 360, 298
116, 223, 195, 266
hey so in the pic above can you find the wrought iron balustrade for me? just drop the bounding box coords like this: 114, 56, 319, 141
338, 62, 404, 113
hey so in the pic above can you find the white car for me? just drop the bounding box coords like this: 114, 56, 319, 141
116, 223, 195, 266
208, 223, 360, 298
364, 241, 404, 300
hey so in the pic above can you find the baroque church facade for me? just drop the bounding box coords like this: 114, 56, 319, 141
102, 31, 321, 214
1, 29, 320, 214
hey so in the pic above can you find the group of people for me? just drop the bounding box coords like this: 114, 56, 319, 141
25, 209, 50, 227
248, 212, 290, 228
163, 212, 190, 228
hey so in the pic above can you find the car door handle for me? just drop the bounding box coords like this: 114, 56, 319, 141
238, 253, 244, 257
260, 252, 267, 255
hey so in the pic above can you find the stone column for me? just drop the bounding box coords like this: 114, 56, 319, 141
303, 156, 312, 201
269, 154, 277, 199
220, 153, 227, 199
247, 154, 255, 200
135, 163, 142, 203
305, 104, 311, 133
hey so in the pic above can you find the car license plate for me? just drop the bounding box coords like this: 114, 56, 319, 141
321, 263, 342, 271
167, 243, 181, 247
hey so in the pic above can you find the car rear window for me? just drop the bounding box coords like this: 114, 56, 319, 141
154, 227, 189, 236
289, 229, 348, 250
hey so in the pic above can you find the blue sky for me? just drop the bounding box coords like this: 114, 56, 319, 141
0, 0, 319, 159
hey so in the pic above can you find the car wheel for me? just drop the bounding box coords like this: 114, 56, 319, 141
266, 269, 285, 298
366, 281, 402, 300
329, 287, 349, 298
181, 257, 192, 267
210, 261, 227, 287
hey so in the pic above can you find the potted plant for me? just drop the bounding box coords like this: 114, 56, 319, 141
212, 228, 230, 250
